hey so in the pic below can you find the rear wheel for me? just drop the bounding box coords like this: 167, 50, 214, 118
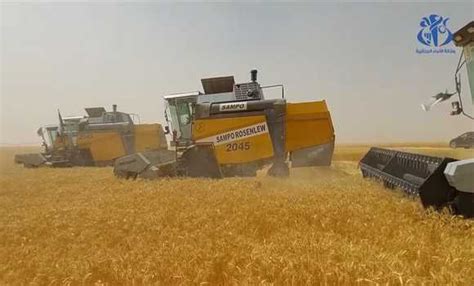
222, 164, 258, 177
71, 150, 94, 166
127, 172, 138, 180
267, 161, 289, 177
452, 192, 474, 218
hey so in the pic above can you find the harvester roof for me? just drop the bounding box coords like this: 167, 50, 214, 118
453, 21, 474, 47
85, 107, 106, 118
164, 91, 202, 100
201, 76, 235, 94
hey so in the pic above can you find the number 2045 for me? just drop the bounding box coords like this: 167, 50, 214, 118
225, 142, 250, 151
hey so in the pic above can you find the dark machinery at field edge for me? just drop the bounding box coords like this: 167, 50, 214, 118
359, 21, 474, 218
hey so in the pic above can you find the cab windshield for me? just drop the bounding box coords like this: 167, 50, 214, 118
38, 126, 59, 151
165, 97, 195, 141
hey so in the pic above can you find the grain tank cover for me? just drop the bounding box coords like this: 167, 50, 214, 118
85, 107, 106, 118
453, 21, 474, 47
201, 76, 235, 94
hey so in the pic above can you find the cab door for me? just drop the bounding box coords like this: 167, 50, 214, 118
165, 97, 196, 144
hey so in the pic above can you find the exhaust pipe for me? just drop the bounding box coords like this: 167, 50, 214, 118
251, 69, 258, 82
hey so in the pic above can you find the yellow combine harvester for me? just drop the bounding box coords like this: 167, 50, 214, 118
114, 70, 335, 178
15, 105, 167, 167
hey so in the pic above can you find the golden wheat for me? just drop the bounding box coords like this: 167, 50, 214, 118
0, 146, 473, 285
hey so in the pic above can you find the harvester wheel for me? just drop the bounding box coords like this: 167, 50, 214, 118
114, 170, 138, 180
127, 172, 138, 180
181, 145, 222, 178
267, 161, 289, 177
452, 192, 474, 218
222, 164, 258, 177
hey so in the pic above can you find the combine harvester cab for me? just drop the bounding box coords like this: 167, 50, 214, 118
360, 21, 474, 218
15, 124, 77, 168
114, 70, 335, 179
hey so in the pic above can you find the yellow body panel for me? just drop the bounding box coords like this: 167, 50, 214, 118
76, 123, 167, 163
285, 100, 335, 152
134, 124, 167, 152
77, 132, 125, 162
193, 115, 274, 164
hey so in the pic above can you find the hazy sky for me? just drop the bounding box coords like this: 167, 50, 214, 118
1, 2, 473, 145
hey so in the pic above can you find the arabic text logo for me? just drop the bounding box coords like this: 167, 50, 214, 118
417, 14, 453, 47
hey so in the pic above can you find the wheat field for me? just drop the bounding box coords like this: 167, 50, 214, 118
0, 145, 473, 285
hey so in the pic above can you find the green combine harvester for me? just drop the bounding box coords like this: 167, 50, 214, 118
360, 21, 474, 218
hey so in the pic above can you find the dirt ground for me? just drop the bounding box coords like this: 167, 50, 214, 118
0, 145, 473, 285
